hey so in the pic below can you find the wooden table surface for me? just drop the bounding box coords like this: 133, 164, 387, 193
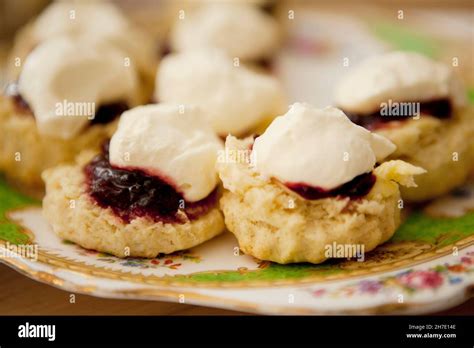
0, 264, 472, 315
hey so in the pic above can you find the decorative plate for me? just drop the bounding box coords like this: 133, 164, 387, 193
1, 8, 473, 315
1, 177, 473, 315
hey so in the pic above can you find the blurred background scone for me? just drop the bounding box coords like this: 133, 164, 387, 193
335, 51, 474, 202
169, 2, 280, 64
0, 35, 141, 193
6, 0, 157, 101
156, 49, 286, 137
217, 103, 425, 264
42, 104, 225, 258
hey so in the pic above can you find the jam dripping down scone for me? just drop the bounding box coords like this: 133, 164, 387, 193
42, 104, 225, 258
217, 103, 425, 264
156, 49, 286, 138
0, 36, 141, 192
335, 51, 474, 202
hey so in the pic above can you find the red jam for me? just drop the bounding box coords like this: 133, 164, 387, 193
255, 58, 273, 71
343, 98, 452, 130
84, 143, 218, 224
285, 172, 376, 200
11, 93, 32, 115
159, 41, 171, 58
6, 82, 127, 125
89, 102, 128, 125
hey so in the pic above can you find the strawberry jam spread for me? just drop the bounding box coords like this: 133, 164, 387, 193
343, 98, 452, 130
250, 134, 376, 201
284, 172, 376, 200
7, 82, 127, 125
85, 143, 218, 224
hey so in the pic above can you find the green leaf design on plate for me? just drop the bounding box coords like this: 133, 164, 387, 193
468, 89, 474, 104
173, 262, 344, 283
371, 22, 439, 57
173, 210, 474, 283
392, 211, 474, 247
0, 177, 39, 245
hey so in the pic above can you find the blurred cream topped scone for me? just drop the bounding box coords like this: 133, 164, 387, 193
157, 50, 286, 136
170, 2, 279, 63
335, 52, 466, 114
218, 103, 425, 264
19, 37, 139, 139
42, 104, 225, 258
0, 35, 141, 191
8, 0, 157, 98
335, 51, 474, 202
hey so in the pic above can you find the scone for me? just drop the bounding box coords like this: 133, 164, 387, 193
7, 0, 157, 100
335, 51, 474, 202
169, 2, 279, 64
0, 35, 142, 193
42, 104, 225, 257
217, 103, 425, 264
156, 49, 286, 137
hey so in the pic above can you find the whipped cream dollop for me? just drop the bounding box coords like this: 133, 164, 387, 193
18, 36, 139, 139
157, 50, 286, 136
170, 3, 279, 60
252, 103, 396, 190
335, 51, 467, 114
26, 1, 155, 78
109, 104, 223, 202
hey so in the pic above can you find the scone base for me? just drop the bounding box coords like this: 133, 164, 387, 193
0, 96, 116, 192
378, 108, 474, 202
220, 182, 400, 264
218, 136, 402, 264
42, 162, 225, 258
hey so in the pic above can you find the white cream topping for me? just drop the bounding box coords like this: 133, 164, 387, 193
156, 50, 286, 136
170, 3, 279, 60
30, 1, 156, 77
335, 51, 467, 114
109, 104, 223, 202
252, 103, 396, 190
18, 36, 139, 139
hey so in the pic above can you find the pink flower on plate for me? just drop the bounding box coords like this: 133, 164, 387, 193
358, 280, 382, 294
398, 270, 444, 290
312, 289, 326, 297
460, 256, 473, 265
